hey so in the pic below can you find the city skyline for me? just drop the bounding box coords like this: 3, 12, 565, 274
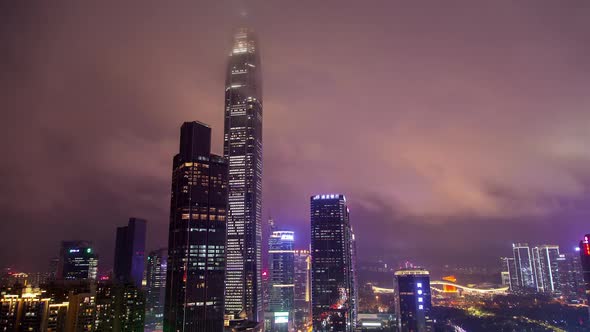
2, 1, 590, 272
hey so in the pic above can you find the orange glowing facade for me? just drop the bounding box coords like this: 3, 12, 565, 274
441, 276, 458, 293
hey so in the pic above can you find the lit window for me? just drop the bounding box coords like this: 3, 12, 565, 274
418, 297, 423, 302
417, 290, 422, 295
417, 282, 422, 288
418, 305, 423, 310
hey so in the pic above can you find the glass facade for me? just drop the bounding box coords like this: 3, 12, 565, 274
164, 122, 228, 332
223, 27, 264, 323
267, 231, 295, 331
512, 243, 535, 289
114, 218, 147, 288
293, 250, 311, 330
310, 194, 356, 331
532, 245, 560, 293
57, 241, 98, 281
394, 269, 432, 332
145, 248, 167, 331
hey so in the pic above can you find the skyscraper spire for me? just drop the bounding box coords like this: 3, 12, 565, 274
223, 27, 264, 324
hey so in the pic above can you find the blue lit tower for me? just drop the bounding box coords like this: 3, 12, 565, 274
223, 27, 264, 323
310, 194, 356, 331
266, 231, 295, 331
114, 217, 147, 288
394, 269, 432, 332
164, 122, 228, 332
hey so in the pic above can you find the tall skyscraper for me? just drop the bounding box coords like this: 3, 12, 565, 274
512, 243, 535, 289
310, 194, 357, 331
557, 252, 585, 300
223, 27, 264, 323
532, 245, 560, 293
393, 269, 432, 332
145, 248, 167, 332
57, 241, 98, 281
500, 257, 518, 291
578, 235, 590, 304
293, 250, 311, 330
114, 217, 147, 288
164, 121, 228, 332
265, 230, 295, 331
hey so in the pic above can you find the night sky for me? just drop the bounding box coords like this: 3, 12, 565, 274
2, 1, 590, 271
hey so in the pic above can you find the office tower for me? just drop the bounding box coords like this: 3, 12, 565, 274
95, 281, 145, 332
145, 248, 167, 332
557, 252, 585, 300
310, 194, 356, 331
393, 269, 432, 332
114, 217, 147, 288
512, 243, 535, 289
164, 121, 228, 332
293, 250, 311, 331
579, 235, 590, 303
532, 245, 560, 293
57, 241, 98, 281
265, 231, 295, 331
0, 289, 50, 331
223, 27, 263, 323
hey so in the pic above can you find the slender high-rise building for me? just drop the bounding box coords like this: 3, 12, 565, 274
114, 217, 147, 288
265, 231, 295, 331
500, 257, 518, 291
293, 250, 311, 330
310, 194, 356, 331
223, 27, 263, 323
512, 243, 535, 289
557, 252, 585, 300
145, 248, 167, 332
394, 269, 432, 332
164, 122, 228, 332
532, 245, 560, 293
579, 235, 590, 304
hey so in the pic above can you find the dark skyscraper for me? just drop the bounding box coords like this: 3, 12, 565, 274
145, 248, 167, 332
164, 121, 228, 332
557, 252, 584, 300
114, 217, 147, 288
578, 235, 590, 304
223, 27, 264, 324
57, 241, 98, 281
310, 194, 357, 331
394, 269, 432, 332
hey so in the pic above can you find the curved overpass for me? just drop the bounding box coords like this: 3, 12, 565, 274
372, 282, 508, 295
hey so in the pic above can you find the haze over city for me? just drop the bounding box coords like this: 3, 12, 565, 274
2, 0, 590, 271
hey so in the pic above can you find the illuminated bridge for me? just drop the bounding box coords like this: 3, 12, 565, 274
372, 281, 508, 295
